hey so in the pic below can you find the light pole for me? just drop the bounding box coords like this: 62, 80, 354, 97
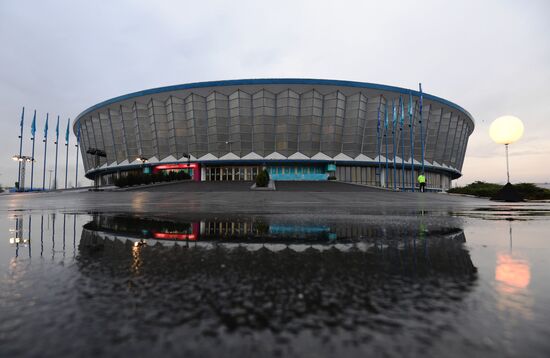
225, 141, 232, 153
489, 115, 524, 184
12, 155, 33, 192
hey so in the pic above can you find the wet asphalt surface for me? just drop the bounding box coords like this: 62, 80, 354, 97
1, 182, 550, 357
0, 181, 497, 216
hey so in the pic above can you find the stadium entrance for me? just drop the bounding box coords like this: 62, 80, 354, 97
204, 166, 261, 181
152, 163, 201, 181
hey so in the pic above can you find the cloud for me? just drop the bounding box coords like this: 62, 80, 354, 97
0, 0, 549, 186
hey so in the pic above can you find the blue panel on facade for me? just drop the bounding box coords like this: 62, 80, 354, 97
269, 225, 330, 235
270, 173, 328, 181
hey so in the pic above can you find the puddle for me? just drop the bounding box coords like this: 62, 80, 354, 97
1, 210, 550, 357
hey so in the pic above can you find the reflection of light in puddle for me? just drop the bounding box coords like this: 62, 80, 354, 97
495, 253, 533, 320
131, 242, 144, 275
131, 194, 146, 211
496, 254, 530, 291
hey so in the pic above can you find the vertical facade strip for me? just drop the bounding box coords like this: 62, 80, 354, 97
149, 99, 159, 159
132, 102, 143, 157
451, 120, 465, 168
118, 106, 130, 161
107, 110, 118, 164
430, 108, 444, 164
439, 112, 453, 166
166, 96, 178, 159
454, 121, 467, 169
97, 113, 109, 166
80, 121, 91, 171
445, 115, 460, 166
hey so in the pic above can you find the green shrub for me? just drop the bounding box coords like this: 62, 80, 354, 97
448, 181, 501, 197
255, 169, 270, 187
448, 181, 550, 200
114, 175, 128, 187
114, 170, 191, 188
514, 183, 550, 200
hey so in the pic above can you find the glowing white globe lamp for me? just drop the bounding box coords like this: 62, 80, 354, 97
489, 115, 524, 145
489, 115, 524, 183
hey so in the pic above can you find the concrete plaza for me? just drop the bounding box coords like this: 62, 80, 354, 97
0, 180, 497, 216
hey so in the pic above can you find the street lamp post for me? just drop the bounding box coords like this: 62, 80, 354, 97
12, 155, 33, 192
489, 115, 524, 184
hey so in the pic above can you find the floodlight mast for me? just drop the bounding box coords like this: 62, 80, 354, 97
489, 115, 524, 184
505, 143, 510, 183
12, 155, 33, 192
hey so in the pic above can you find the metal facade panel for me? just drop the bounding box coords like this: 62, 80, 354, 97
75, 83, 473, 181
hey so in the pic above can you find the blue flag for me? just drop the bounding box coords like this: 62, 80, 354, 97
20, 107, 25, 129
65, 118, 70, 144
31, 110, 36, 137
399, 96, 405, 126
384, 102, 388, 130
55, 116, 60, 141
392, 99, 397, 127
44, 114, 49, 139
408, 92, 413, 117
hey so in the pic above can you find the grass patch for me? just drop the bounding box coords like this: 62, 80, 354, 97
448, 181, 550, 200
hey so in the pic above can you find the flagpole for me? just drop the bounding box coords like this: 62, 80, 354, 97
42, 113, 49, 190
54, 116, 59, 190
397, 96, 405, 191
30, 110, 36, 191
400, 97, 405, 191
64, 118, 70, 189
392, 99, 397, 190
384, 102, 389, 188
409, 93, 415, 192
18, 107, 25, 190
419, 83, 425, 174
376, 96, 382, 187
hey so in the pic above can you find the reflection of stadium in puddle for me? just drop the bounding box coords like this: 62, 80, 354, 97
81, 213, 467, 251
2, 212, 481, 356
76, 213, 478, 344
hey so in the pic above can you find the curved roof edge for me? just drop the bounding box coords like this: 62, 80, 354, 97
73, 78, 475, 131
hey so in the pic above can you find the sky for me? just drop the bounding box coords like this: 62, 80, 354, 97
0, 0, 549, 188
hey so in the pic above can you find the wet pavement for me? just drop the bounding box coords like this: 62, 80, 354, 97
1, 184, 550, 357
0, 181, 506, 215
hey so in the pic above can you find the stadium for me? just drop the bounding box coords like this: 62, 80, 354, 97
73, 78, 474, 190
